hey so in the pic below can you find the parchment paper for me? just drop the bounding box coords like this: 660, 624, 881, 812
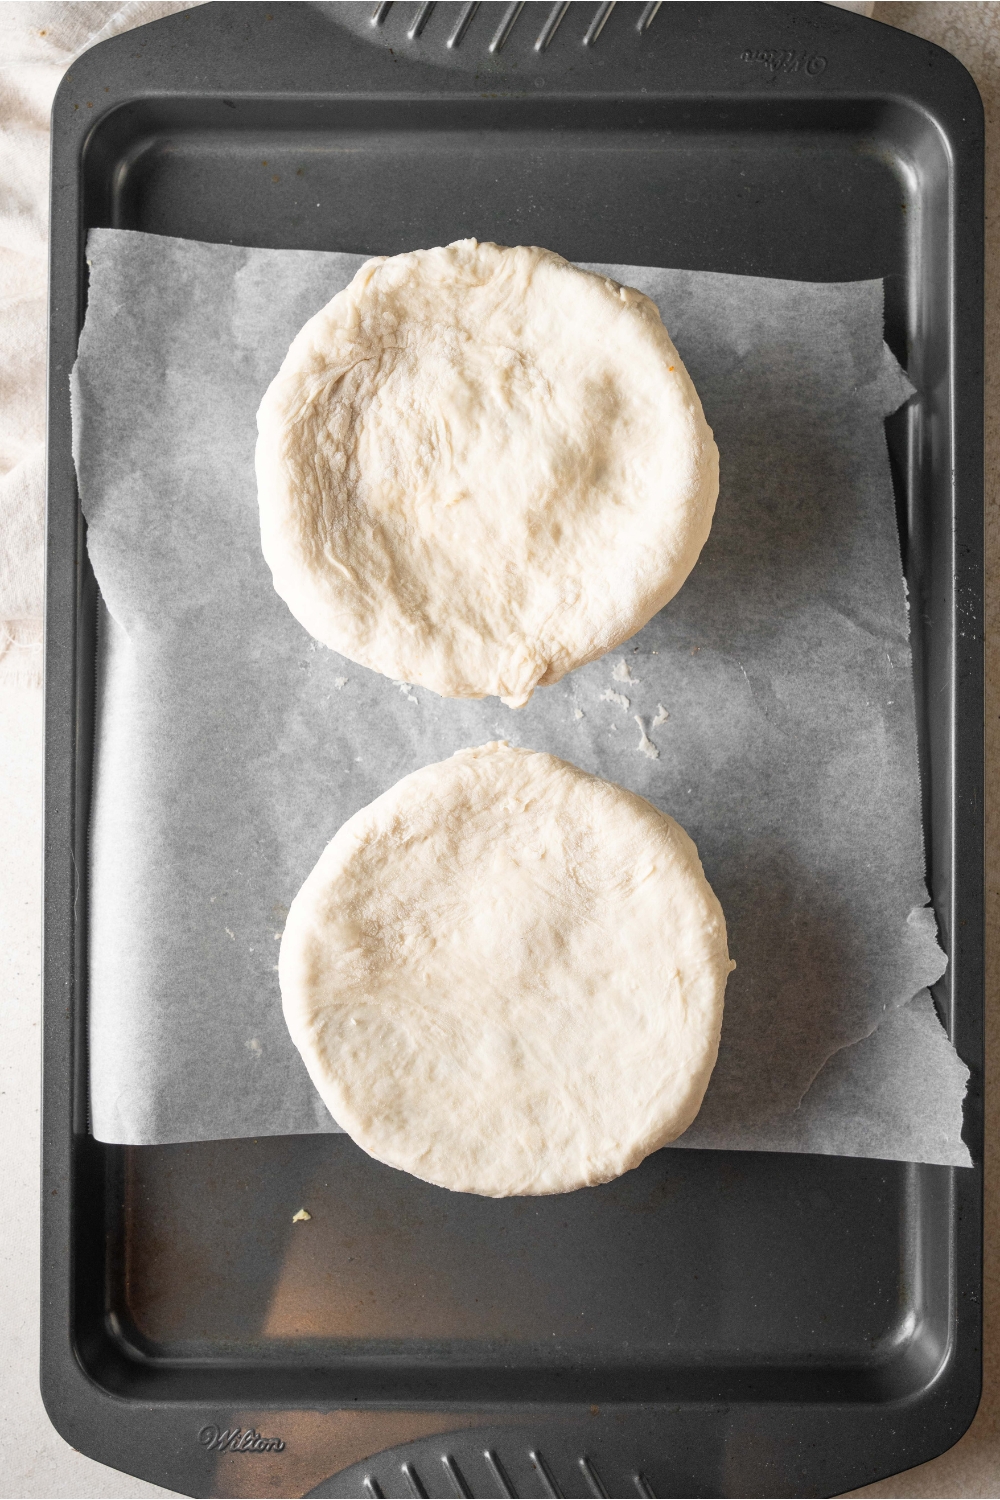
73, 228, 970, 1166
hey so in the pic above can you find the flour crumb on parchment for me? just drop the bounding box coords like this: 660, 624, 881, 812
634, 715, 659, 759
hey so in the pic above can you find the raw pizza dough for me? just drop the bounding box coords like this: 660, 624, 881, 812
256, 241, 719, 707
280, 742, 733, 1197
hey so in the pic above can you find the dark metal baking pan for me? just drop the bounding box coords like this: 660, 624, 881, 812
42, 4, 984, 1495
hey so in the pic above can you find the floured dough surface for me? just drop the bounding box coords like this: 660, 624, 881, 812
280, 742, 732, 1197
256, 241, 719, 707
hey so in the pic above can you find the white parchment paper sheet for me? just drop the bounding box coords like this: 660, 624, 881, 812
72, 229, 969, 1165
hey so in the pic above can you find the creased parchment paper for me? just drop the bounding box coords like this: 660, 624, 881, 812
72, 229, 970, 1166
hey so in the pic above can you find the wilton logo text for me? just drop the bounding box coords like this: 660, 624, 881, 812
742, 49, 827, 76
198, 1426, 285, 1454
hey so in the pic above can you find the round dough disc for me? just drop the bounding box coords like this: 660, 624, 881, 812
256, 241, 719, 707
280, 742, 732, 1197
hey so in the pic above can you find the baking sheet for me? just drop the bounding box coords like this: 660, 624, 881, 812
72, 228, 969, 1165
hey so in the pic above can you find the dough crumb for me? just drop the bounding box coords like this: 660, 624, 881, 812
573, 708, 584, 720
245, 1037, 262, 1055
334, 676, 347, 688
393, 681, 418, 703
291, 1208, 311, 1223
634, 715, 659, 759
601, 689, 630, 710
653, 703, 669, 726
612, 659, 639, 684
